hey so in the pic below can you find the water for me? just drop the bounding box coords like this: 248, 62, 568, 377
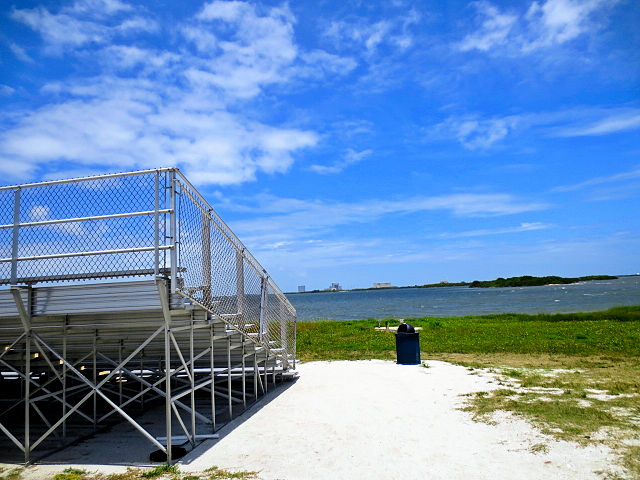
286, 276, 640, 321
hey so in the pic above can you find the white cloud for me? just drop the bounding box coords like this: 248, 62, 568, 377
0, 85, 15, 96
436, 222, 551, 238
324, 10, 420, 56
555, 112, 640, 137
524, 0, 608, 50
9, 43, 34, 63
212, 192, 549, 281
430, 106, 640, 150
552, 167, 640, 192
181, 1, 357, 98
28, 205, 85, 235
12, 7, 110, 50
458, 0, 617, 54
309, 149, 372, 175
459, 2, 517, 52
1, 1, 364, 185
11, 0, 155, 53
431, 115, 520, 150
298, 50, 358, 76
0, 78, 318, 184
69, 0, 132, 16
225, 192, 549, 246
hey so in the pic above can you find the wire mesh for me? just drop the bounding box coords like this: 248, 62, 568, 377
0, 168, 296, 365
173, 173, 296, 363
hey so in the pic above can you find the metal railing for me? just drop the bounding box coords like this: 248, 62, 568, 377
0, 168, 296, 366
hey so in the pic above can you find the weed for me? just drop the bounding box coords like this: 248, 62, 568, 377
141, 466, 179, 479
53, 469, 88, 480
204, 466, 257, 480
102, 469, 143, 480
530, 443, 549, 454
0, 469, 23, 480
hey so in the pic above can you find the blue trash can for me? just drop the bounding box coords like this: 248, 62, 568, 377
395, 323, 421, 365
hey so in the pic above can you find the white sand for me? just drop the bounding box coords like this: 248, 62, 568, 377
181, 360, 621, 479
7, 360, 624, 480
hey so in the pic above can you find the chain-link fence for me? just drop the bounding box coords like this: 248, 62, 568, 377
0, 168, 296, 366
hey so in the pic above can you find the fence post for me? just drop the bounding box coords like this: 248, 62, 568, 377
259, 275, 269, 348
201, 211, 211, 306
280, 300, 288, 370
169, 171, 177, 294
154, 171, 160, 276
235, 250, 245, 328
10, 187, 20, 285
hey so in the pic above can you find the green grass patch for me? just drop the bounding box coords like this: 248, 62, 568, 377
296, 305, 640, 362
53, 469, 88, 480
140, 466, 179, 479
458, 358, 640, 477
204, 466, 257, 479
39, 467, 257, 480
0, 468, 23, 480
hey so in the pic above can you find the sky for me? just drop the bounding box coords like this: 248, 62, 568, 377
1, 0, 639, 292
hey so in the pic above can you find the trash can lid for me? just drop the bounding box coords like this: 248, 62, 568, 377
397, 322, 415, 333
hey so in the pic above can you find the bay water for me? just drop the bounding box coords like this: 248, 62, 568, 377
286, 276, 640, 321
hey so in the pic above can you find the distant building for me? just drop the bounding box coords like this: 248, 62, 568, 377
329, 282, 342, 291
373, 282, 392, 288
298, 285, 306, 293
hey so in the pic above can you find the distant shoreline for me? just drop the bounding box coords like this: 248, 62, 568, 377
287, 274, 624, 294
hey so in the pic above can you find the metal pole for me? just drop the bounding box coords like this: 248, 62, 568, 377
253, 352, 258, 399
140, 350, 145, 411
235, 250, 245, 329
119, 340, 123, 406
62, 317, 67, 441
93, 330, 97, 433
201, 211, 211, 306
24, 322, 30, 463
280, 301, 288, 370
169, 170, 177, 294
210, 325, 216, 432
163, 307, 173, 462
190, 313, 196, 446
227, 336, 232, 420
259, 277, 267, 343
10, 188, 20, 285
263, 357, 268, 393
154, 171, 160, 276
241, 342, 246, 408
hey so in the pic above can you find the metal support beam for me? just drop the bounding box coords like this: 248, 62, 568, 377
157, 277, 173, 463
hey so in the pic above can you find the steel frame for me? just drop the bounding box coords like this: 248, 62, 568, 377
0, 169, 295, 464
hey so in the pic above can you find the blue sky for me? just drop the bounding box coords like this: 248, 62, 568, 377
1, 0, 639, 291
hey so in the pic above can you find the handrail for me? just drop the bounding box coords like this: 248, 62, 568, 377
0, 167, 176, 190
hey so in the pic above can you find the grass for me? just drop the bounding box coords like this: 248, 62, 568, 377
53, 469, 88, 480
296, 305, 640, 361
140, 466, 180, 479
30, 466, 259, 480
0, 468, 23, 480
296, 305, 640, 478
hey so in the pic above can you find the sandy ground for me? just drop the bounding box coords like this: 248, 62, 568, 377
6, 360, 624, 480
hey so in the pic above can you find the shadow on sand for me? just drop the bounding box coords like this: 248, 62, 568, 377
0, 376, 299, 469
